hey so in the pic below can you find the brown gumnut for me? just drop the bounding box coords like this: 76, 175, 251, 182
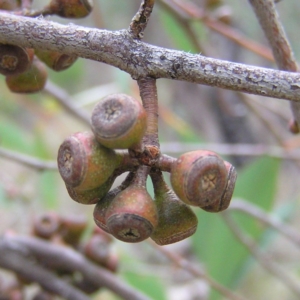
105, 167, 158, 243
48, 0, 93, 18
5, 57, 47, 93
57, 131, 121, 192
0, 44, 33, 76
150, 172, 198, 246
170, 150, 228, 207
201, 161, 237, 212
59, 214, 87, 245
91, 93, 147, 149
93, 172, 134, 233
83, 234, 118, 272
32, 212, 60, 240
35, 49, 77, 71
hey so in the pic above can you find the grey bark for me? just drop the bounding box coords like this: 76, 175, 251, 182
0, 12, 300, 102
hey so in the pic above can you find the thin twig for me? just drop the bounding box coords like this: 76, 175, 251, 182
44, 80, 90, 126
248, 0, 300, 130
149, 240, 247, 300
0, 147, 57, 171
0, 238, 89, 300
222, 212, 300, 297
6, 235, 150, 300
228, 200, 300, 249
129, 0, 155, 39
1, 12, 300, 102
159, 142, 300, 160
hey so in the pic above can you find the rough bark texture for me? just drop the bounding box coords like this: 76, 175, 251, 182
0, 12, 300, 102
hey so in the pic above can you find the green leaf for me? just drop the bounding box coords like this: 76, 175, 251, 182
191, 156, 281, 299
122, 270, 166, 300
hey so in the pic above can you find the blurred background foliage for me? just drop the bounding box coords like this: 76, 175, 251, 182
1, 0, 300, 299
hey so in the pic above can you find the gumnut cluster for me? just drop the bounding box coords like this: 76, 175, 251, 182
3, 212, 117, 299
57, 93, 237, 246
0, 0, 93, 93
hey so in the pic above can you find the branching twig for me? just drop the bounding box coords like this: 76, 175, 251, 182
228, 200, 300, 249
0, 146, 57, 171
129, 0, 155, 39
0, 12, 300, 102
222, 212, 300, 297
149, 240, 247, 300
248, 0, 300, 129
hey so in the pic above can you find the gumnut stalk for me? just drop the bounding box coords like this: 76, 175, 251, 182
150, 171, 198, 246
170, 150, 228, 207
47, 0, 93, 18
201, 161, 237, 212
93, 172, 135, 233
105, 166, 158, 243
0, 44, 33, 76
5, 57, 47, 93
35, 49, 77, 71
57, 131, 120, 192
91, 94, 147, 149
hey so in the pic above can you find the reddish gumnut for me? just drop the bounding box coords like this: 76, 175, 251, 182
57, 131, 120, 192
91, 94, 147, 149
35, 49, 77, 71
201, 161, 237, 212
65, 173, 116, 205
288, 119, 299, 134
105, 166, 158, 243
0, 44, 33, 76
32, 212, 61, 240
5, 58, 47, 93
150, 172, 198, 246
48, 0, 93, 18
170, 150, 228, 207
93, 172, 134, 233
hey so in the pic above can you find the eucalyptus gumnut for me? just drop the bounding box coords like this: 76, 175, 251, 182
93, 172, 134, 233
201, 161, 237, 212
105, 167, 158, 243
150, 172, 198, 246
65, 173, 116, 205
48, 0, 93, 18
91, 94, 147, 149
5, 58, 47, 93
35, 49, 77, 71
0, 0, 20, 10
170, 150, 228, 207
57, 131, 120, 193
0, 44, 33, 76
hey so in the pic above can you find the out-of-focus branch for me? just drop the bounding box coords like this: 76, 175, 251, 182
159, 142, 300, 160
0, 146, 57, 171
160, 0, 274, 61
5, 235, 150, 300
0, 12, 300, 102
228, 200, 300, 249
248, 0, 300, 130
44, 80, 90, 126
0, 238, 89, 300
149, 240, 247, 300
222, 212, 300, 297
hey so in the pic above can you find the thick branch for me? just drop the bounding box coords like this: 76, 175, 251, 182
0, 12, 300, 102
